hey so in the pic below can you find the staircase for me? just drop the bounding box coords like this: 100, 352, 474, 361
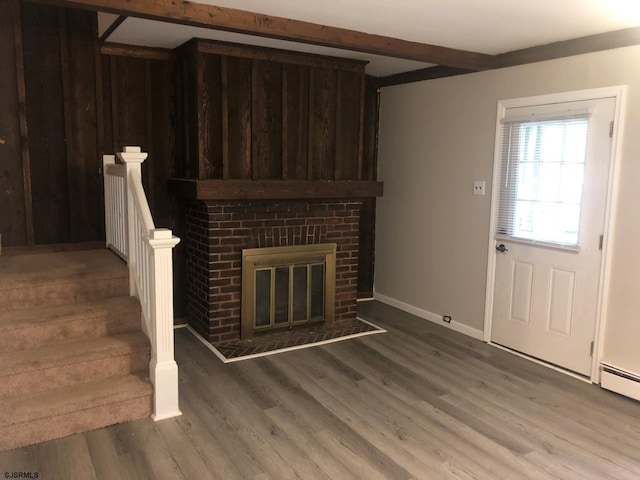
0, 248, 153, 451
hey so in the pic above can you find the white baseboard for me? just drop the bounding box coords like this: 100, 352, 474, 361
373, 292, 484, 341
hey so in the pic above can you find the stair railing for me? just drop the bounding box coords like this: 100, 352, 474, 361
103, 146, 181, 421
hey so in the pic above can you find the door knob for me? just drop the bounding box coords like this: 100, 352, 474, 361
496, 243, 509, 253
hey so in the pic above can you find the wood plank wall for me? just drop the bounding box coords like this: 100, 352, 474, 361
177, 40, 368, 183
101, 51, 177, 229
0, 0, 29, 247
0, 2, 379, 302
358, 77, 380, 298
0, 0, 102, 247
100, 47, 185, 315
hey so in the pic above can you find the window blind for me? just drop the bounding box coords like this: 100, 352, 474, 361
496, 112, 590, 247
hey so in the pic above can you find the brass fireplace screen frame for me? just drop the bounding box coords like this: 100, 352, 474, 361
241, 243, 336, 338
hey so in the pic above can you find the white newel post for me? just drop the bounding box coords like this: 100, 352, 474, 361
118, 146, 148, 298
148, 229, 181, 420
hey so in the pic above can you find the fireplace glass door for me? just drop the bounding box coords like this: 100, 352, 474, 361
255, 262, 325, 327
242, 244, 336, 338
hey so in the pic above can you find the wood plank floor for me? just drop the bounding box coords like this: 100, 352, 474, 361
1, 300, 639, 479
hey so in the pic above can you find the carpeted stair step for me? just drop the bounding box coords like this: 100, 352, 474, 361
0, 296, 141, 353
0, 332, 150, 400
0, 374, 152, 451
0, 249, 156, 450
0, 249, 129, 311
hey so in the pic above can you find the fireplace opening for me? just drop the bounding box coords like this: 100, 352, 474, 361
242, 244, 336, 338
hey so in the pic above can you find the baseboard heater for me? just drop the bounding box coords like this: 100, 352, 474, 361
601, 363, 640, 402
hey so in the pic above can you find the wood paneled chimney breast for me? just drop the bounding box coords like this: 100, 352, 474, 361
172, 39, 381, 344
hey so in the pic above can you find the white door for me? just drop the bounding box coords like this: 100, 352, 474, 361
491, 96, 615, 376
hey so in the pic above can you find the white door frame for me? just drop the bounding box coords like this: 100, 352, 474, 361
483, 86, 627, 383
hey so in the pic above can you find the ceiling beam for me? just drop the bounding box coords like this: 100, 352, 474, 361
494, 26, 640, 68
101, 43, 176, 61
98, 14, 126, 42
23, 0, 494, 71
376, 66, 474, 88
378, 26, 640, 88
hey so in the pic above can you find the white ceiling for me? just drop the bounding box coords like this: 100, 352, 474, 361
101, 0, 640, 76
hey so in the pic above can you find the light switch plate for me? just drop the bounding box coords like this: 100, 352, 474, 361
473, 181, 486, 196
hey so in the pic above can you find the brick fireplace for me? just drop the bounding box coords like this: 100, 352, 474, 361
186, 200, 362, 344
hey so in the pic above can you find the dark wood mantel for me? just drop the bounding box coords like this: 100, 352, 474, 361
169, 179, 383, 201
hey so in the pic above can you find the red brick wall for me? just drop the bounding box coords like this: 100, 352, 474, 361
186, 200, 362, 343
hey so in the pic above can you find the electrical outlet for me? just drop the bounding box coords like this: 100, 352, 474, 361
473, 181, 486, 196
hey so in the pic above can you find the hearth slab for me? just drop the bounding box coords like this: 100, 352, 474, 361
184, 317, 385, 363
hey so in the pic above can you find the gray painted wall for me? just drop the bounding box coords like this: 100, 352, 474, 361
376, 44, 640, 373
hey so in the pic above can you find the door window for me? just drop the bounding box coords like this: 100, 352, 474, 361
497, 116, 589, 247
